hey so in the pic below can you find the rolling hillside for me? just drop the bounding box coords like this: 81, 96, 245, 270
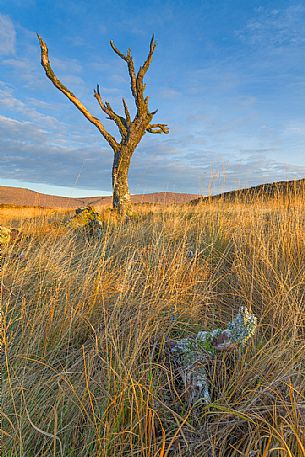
2, 178, 304, 209
191, 178, 305, 204
0, 186, 199, 208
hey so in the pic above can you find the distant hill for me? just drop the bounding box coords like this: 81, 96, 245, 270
3, 178, 304, 209
191, 178, 305, 204
0, 186, 199, 208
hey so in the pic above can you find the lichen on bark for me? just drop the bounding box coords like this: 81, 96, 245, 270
68, 206, 103, 238
171, 307, 257, 405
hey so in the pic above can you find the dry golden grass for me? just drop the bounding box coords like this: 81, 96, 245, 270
1, 196, 305, 456
0, 206, 71, 227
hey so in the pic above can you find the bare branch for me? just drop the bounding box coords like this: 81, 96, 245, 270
134, 36, 156, 114
110, 37, 157, 117
37, 34, 119, 152
122, 98, 131, 126
146, 123, 169, 134
137, 35, 156, 86
110, 40, 137, 98
94, 85, 127, 138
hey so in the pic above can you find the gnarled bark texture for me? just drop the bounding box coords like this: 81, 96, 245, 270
171, 307, 257, 406
37, 35, 169, 215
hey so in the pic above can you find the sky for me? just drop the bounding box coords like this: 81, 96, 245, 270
1, 0, 305, 197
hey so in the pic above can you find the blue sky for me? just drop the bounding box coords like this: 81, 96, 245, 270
1, 0, 305, 197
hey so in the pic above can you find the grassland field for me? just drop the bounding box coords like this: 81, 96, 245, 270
1, 195, 305, 456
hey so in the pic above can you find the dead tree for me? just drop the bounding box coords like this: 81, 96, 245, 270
37, 35, 169, 215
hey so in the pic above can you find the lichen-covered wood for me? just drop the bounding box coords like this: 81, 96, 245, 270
37, 35, 169, 216
171, 307, 257, 405
68, 206, 103, 238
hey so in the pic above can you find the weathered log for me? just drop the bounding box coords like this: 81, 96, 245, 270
171, 307, 257, 405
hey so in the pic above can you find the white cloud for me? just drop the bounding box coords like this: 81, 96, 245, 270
52, 56, 83, 75
159, 87, 180, 99
0, 15, 16, 55
1, 106, 305, 195
1, 56, 46, 88
0, 84, 62, 128
238, 4, 305, 47
284, 121, 305, 136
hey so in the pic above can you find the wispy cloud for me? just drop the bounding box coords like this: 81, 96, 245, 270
0, 83, 65, 128
238, 4, 305, 47
52, 56, 83, 75
0, 14, 16, 55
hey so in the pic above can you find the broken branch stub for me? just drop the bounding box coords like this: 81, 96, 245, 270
171, 307, 257, 405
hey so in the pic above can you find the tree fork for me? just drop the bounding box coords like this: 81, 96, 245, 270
38, 34, 169, 215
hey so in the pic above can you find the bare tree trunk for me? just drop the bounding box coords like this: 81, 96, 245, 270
38, 35, 169, 217
112, 149, 133, 215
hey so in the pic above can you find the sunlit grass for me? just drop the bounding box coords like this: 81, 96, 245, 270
1, 195, 305, 456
